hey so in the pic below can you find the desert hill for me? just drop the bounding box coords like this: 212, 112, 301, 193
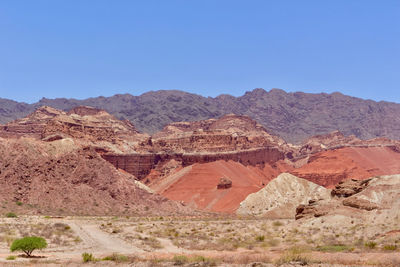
0, 137, 190, 216
2, 88, 400, 143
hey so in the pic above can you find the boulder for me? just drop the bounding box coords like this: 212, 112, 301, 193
217, 177, 232, 189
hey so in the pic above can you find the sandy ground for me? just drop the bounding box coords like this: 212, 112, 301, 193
1, 216, 400, 266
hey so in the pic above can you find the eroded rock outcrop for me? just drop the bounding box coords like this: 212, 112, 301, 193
237, 173, 330, 218
331, 178, 372, 197
0, 106, 148, 153
295, 174, 400, 220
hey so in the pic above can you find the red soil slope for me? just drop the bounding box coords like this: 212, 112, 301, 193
150, 160, 290, 213
291, 146, 400, 188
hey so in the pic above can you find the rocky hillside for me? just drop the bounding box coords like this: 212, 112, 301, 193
0, 138, 191, 216
2, 88, 400, 143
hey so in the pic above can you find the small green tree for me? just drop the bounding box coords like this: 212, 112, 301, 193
10, 236, 47, 257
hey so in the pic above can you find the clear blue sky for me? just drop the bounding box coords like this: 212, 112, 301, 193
0, 0, 399, 103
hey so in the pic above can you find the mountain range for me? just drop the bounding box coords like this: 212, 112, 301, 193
1, 88, 400, 143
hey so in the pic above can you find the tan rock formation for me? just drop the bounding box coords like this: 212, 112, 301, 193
295, 174, 400, 220
237, 173, 330, 218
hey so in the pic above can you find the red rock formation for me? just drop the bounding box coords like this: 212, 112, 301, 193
103, 147, 286, 180
103, 114, 291, 180
291, 146, 400, 188
149, 160, 291, 213
0, 106, 62, 139
0, 106, 146, 144
150, 114, 287, 153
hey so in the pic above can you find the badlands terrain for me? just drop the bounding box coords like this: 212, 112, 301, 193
0, 92, 400, 266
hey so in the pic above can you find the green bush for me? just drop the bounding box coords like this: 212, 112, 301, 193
365, 241, 377, 249
82, 252, 96, 263
102, 253, 129, 262
256, 235, 265, 242
383, 244, 397, 251
6, 255, 16, 260
5, 212, 17, 218
10, 236, 47, 257
16, 201, 23, 206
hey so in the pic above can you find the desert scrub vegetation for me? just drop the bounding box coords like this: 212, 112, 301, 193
0, 222, 80, 247
364, 241, 377, 249
383, 244, 398, 251
99, 219, 293, 251
275, 246, 312, 266
171, 255, 217, 266
102, 253, 130, 263
5, 212, 17, 218
82, 252, 97, 263
316, 244, 354, 252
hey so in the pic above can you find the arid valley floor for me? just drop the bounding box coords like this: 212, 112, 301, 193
1, 215, 400, 266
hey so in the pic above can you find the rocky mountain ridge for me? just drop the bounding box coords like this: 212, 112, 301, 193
2, 88, 400, 143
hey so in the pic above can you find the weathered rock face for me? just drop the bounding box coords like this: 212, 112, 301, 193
237, 173, 331, 218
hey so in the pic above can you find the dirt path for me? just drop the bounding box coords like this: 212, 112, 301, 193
67, 222, 144, 254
